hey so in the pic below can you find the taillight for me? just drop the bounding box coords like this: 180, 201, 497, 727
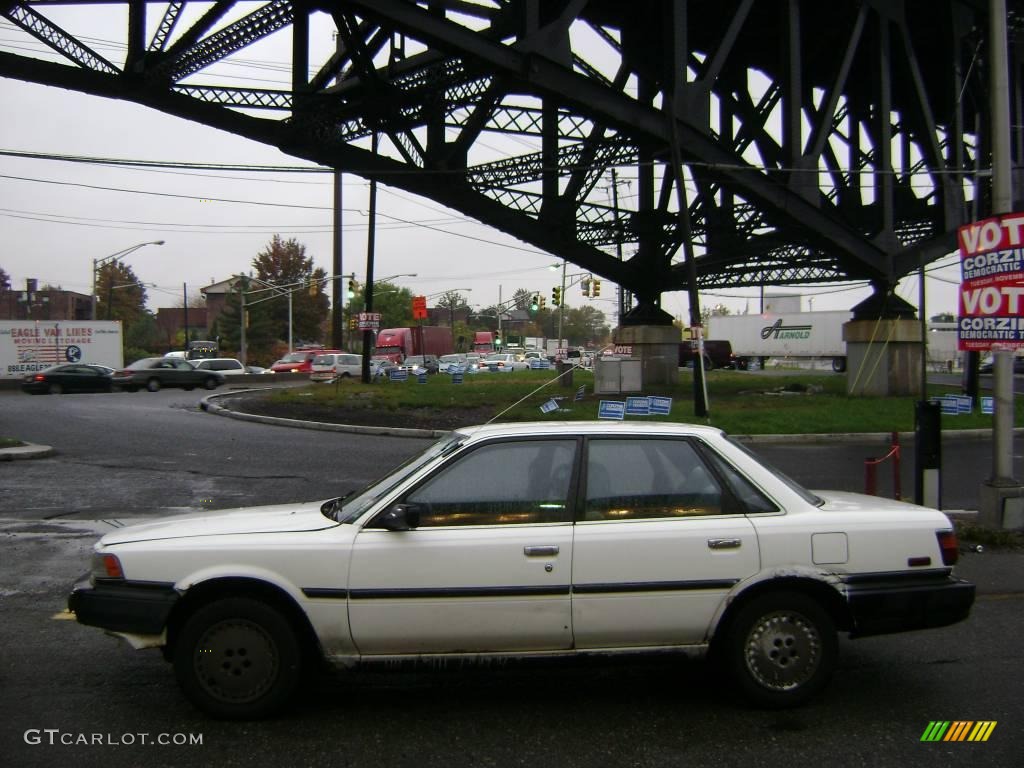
91, 552, 124, 580
936, 530, 959, 566
33, 375, 45, 382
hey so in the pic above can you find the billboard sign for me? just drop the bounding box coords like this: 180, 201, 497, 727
957, 212, 1024, 351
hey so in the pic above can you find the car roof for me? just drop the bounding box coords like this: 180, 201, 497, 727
452, 421, 725, 441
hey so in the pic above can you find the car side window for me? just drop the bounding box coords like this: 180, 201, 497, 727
583, 439, 724, 521
701, 448, 779, 514
404, 440, 576, 526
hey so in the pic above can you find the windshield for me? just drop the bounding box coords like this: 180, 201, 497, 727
335, 432, 467, 523
313, 355, 334, 365
725, 435, 824, 506
279, 352, 310, 363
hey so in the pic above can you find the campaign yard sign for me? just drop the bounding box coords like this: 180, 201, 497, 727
957, 213, 1024, 352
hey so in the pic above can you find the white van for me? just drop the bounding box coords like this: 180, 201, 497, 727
310, 352, 362, 382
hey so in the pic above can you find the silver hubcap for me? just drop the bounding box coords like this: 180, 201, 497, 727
743, 610, 820, 691
194, 619, 278, 703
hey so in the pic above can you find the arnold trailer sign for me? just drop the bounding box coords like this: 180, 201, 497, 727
1, 321, 123, 379
957, 212, 1024, 351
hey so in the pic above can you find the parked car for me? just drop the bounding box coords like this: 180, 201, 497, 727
112, 358, 224, 392
21, 364, 115, 395
310, 353, 362, 382
190, 358, 247, 376
679, 339, 737, 370
67, 422, 973, 719
479, 353, 528, 371
399, 354, 440, 375
271, 349, 340, 374
978, 355, 1024, 374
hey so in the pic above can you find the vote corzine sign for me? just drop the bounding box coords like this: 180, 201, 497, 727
957, 212, 1024, 352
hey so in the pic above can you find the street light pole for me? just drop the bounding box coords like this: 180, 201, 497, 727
91, 240, 164, 320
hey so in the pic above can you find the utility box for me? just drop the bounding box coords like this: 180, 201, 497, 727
594, 357, 642, 394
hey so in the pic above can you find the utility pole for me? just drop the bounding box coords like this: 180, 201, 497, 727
332, 170, 344, 349
361, 134, 378, 383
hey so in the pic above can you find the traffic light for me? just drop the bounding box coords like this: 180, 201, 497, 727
540, 295, 547, 309
494, 334, 502, 347
348, 317, 357, 330
530, 294, 539, 312
552, 287, 561, 307
581, 278, 590, 296
346, 278, 356, 299
592, 279, 601, 297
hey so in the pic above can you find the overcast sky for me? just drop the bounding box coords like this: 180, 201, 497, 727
0, 9, 964, 325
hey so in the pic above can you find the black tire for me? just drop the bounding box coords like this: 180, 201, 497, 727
146, 378, 161, 392
173, 597, 301, 720
203, 377, 219, 390
48, 383, 63, 395
724, 591, 837, 708
832, 357, 847, 373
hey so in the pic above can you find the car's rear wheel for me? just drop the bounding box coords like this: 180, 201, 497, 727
146, 378, 161, 392
725, 591, 836, 708
47, 383, 63, 395
173, 597, 301, 720
203, 377, 219, 390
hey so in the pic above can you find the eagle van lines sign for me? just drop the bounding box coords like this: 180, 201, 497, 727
0, 321, 123, 379
957, 212, 1024, 352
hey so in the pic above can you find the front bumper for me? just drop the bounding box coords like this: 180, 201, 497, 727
68, 576, 179, 635
841, 571, 975, 638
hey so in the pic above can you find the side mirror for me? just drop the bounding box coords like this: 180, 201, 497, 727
374, 503, 422, 531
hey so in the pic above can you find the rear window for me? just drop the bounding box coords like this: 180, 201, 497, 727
313, 355, 336, 365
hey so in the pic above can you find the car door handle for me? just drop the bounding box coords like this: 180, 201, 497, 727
707, 538, 742, 550
524, 545, 560, 557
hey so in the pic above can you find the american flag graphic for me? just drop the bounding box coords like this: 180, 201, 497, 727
18, 345, 64, 364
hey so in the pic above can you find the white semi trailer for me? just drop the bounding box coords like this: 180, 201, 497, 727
1, 320, 123, 379
709, 311, 851, 372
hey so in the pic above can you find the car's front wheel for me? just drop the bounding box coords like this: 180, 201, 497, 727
146, 378, 161, 392
724, 591, 836, 708
203, 377, 219, 390
173, 597, 301, 720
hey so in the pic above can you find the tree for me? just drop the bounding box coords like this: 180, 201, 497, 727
216, 279, 278, 364
251, 235, 329, 345
563, 305, 610, 346
512, 288, 533, 312
95, 261, 147, 326
700, 302, 731, 326
374, 283, 416, 329
1, 267, 12, 292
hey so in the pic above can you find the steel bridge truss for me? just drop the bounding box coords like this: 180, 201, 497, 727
1, 0, 1020, 319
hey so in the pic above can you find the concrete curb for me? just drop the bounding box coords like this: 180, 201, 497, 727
0, 442, 55, 461
200, 389, 451, 439
201, 389, 1022, 444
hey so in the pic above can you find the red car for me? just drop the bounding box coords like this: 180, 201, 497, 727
269, 348, 341, 374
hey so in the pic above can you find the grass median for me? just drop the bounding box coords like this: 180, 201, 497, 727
254, 368, 1021, 435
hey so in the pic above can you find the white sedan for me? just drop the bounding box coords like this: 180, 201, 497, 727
478, 353, 529, 371
68, 422, 974, 719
